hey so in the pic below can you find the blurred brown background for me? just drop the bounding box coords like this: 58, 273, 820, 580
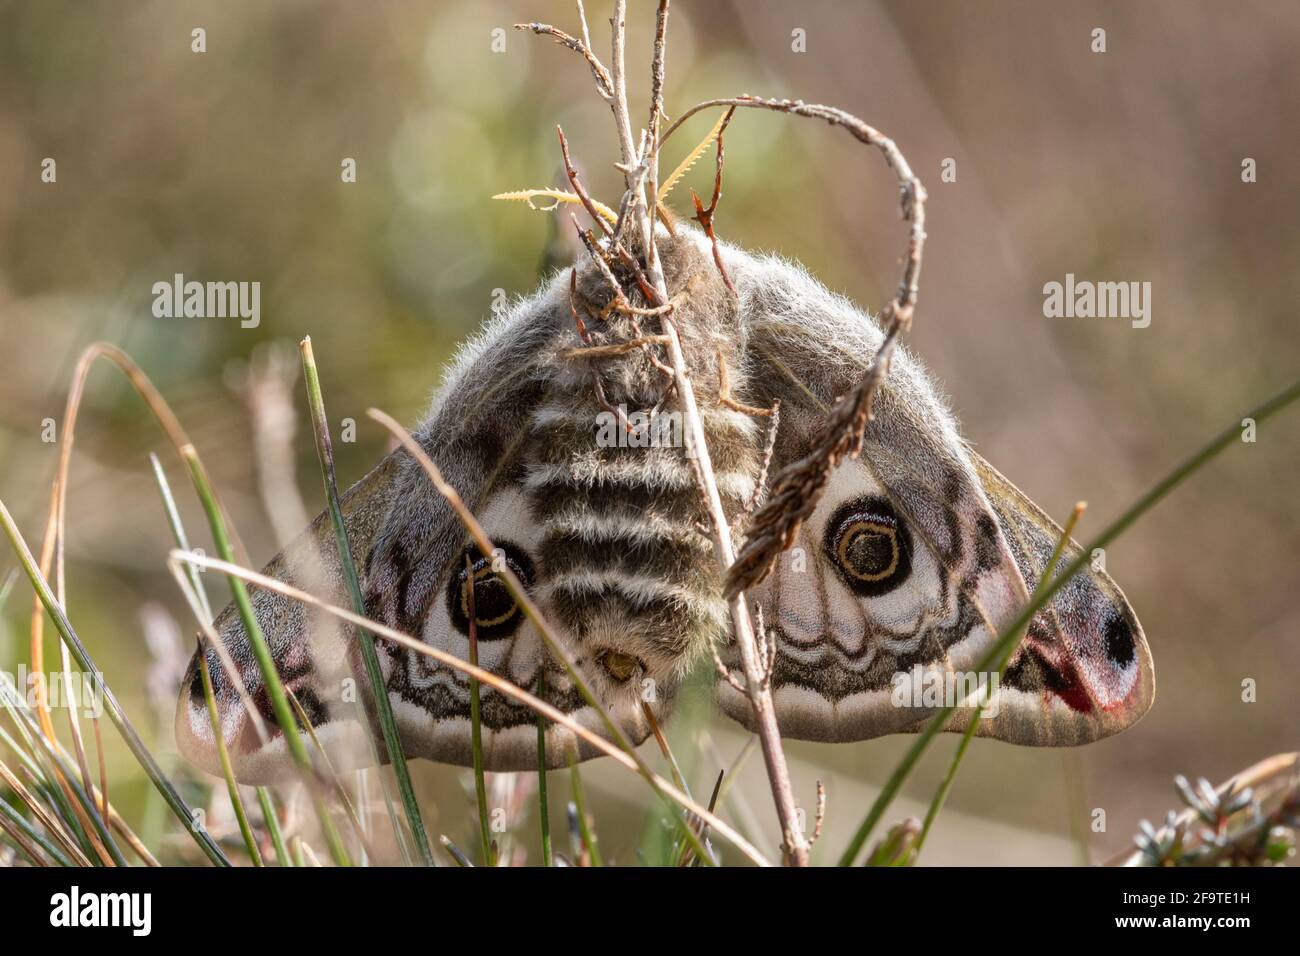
0, 0, 1296, 864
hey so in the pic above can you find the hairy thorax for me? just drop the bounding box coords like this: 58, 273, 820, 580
525, 232, 762, 681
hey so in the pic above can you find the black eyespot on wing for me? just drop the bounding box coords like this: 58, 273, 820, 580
446, 541, 535, 640
824, 496, 913, 597
1104, 614, 1136, 667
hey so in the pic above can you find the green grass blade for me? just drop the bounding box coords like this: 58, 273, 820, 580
462, 556, 494, 866
196, 641, 263, 866
838, 375, 1300, 866
535, 672, 552, 867
568, 757, 602, 867
0, 725, 97, 864
0, 496, 229, 867
286, 687, 375, 859
299, 338, 429, 866
0, 780, 78, 868
913, 504, 1082, 859
914, 705, 980, 858
1, 672, 127, 867
180, 446, 349, 867
153, 451, 305, 868
0, 798, 56, 865
154, 452, 287, 866
257, 787, 290, 866
0, 648, 119, 866
149, 452, 212, 621
0, 753, 91, 866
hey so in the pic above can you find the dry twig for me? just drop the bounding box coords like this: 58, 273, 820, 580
558, 126, 613, 238
651, 97, 930, 599
535, 0, 812, 866
689, 106, 738, 296
513, 20, 613, 100
810, 780, 827, 847
515, 2, 932, 867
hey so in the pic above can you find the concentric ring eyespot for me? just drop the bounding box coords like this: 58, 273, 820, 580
446, 542, 535, 639
837, 518, 899, 581
824, 496, 912, 596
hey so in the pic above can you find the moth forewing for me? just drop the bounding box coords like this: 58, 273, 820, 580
713, 236, 1152, 747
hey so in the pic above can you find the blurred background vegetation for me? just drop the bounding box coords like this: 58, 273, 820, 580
0, 0, 1297, 864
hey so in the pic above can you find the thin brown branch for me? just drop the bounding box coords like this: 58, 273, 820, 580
645, 0, 671, 265
611, 242, 662, 304
591, 19, 812, 865
513, 22, 613, 99
651, 293, 809, 862
627, 316, 677, 382
712, 644, 746, 695
608, 0, 639, 178
647, 1, 671, 138
561, 335, 672, 361
530, 5, 815, 866
689, 106, 737, 296
734, 400, 781, 534
659, 96, 927, 330
810, 780, 827, 846
557, 126, 613, 237
574, 1, 597, 77
572, 216, 634, 311
716, 349, 775, 418
568, 257, 637, 435
613, 293, 683, 318
612, 128, 657, 245
567, 259, 673, 402
568, 268, 594, 345
641, 700, 692, 804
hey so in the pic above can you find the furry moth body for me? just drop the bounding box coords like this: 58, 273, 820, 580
176, 228, 1153, 783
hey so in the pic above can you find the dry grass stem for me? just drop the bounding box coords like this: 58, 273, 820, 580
172, 546, 772, 867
